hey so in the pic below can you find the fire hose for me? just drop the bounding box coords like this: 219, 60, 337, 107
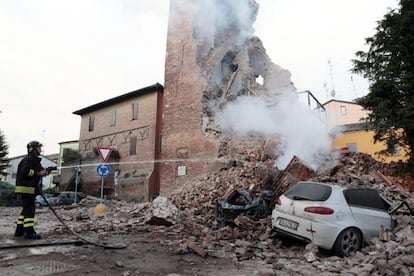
39, 192, 127, 249
0, 177, 127, 250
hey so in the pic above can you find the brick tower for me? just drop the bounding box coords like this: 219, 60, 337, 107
160, 0, 294, 195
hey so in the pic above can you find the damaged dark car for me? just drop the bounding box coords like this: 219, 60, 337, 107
216, 188, 274, 226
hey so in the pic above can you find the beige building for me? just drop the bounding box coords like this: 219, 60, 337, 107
323, 99, 408, 163
323, 99, 369, 127
72, 83, 163, 202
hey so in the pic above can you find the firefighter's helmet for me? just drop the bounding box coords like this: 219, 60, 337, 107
27, 140, 43, 153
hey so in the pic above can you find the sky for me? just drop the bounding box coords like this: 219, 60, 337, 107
0, 0, 399, 157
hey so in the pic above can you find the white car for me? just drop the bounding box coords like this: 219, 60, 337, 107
271, 181, 395, 257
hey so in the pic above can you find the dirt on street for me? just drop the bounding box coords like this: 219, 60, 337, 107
0, 206, 268, 276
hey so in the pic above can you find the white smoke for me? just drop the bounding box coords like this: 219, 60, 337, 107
188, 0, 337, 169
193, 0, 257, 45
218, 92, 333, 170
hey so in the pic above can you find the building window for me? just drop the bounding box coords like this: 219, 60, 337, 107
388, 145, 401, 156
129, 136, 137, 155
347, 143, 357, 152
88, 116, 95, 132
110, 109, 117, 126
393, 146, 401, 156
340, 106, 347, 116
131, 103, 139, 120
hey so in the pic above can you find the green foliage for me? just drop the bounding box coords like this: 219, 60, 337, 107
110, 149, 121, 160
0, 130, 9, 176
62, 148, 81, 163
351, 0, 414, 168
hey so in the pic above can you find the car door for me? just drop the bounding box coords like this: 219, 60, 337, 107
344, 189, 392, 238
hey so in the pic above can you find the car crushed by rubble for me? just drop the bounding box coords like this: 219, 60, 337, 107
271, 181, 396, 257
217, 188, 274, 226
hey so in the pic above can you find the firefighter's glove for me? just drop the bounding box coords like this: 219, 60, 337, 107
46, 166, 57, 174
37, 169, 47, 176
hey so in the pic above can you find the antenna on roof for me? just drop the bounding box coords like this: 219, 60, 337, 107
350, 75, 357, 99
323, 81, 329, 100
350, 75, 356, 92
328, 59, 336, 99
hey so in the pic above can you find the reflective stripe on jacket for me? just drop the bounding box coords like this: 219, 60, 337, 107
15, 154, 43, 195
15, 185, 35, 194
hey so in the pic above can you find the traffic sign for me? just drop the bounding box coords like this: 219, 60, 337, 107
114, 169, 120, 185
114, 169, 120, 180
97, 147, 112, 162
96, 164, 110, 177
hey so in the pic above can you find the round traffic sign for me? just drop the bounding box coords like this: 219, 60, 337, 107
96, 164, 110, 177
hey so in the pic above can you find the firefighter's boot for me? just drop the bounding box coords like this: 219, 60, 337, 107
14, 215, 24, 237
24, 227, 42, 239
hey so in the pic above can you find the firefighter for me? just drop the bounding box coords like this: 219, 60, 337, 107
14, 140, 49, 239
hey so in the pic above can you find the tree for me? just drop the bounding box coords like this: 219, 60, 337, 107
0, 129, 9, 176
351, 0, 414, 169
62, 148, 81, 163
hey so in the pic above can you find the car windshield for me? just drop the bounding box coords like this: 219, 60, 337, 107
284, 182, 332, 201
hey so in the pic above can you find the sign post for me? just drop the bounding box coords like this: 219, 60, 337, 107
96, 163, 110, 202
94, 147, 112, 217
74, 165, 81, 204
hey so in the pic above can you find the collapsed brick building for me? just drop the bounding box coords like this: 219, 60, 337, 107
160, 0, 298, 195
64, 0, 330, 202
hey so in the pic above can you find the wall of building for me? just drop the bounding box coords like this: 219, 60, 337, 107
160, 0, 220, 195
324, 100, 369, 126
76, 90, 161, 202
334, 130, 408, 163
161, 0, 295, 195
324, 100, 409, 163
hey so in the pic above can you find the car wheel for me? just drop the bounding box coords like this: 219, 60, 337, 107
35, 202, 41, 208
333, 227, 362, 257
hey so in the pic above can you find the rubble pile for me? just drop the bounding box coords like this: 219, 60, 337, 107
167, 152, 414, 274
171, 157, 276, 224
314, 152, 414, 208
32, 152, 413, 274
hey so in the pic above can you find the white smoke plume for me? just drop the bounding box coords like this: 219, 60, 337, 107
193, 0, 257, 45
188, 0, 337, 170
218, 92, 334, 170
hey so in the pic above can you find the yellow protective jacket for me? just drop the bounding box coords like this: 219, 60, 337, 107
15, 154, 44, 195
